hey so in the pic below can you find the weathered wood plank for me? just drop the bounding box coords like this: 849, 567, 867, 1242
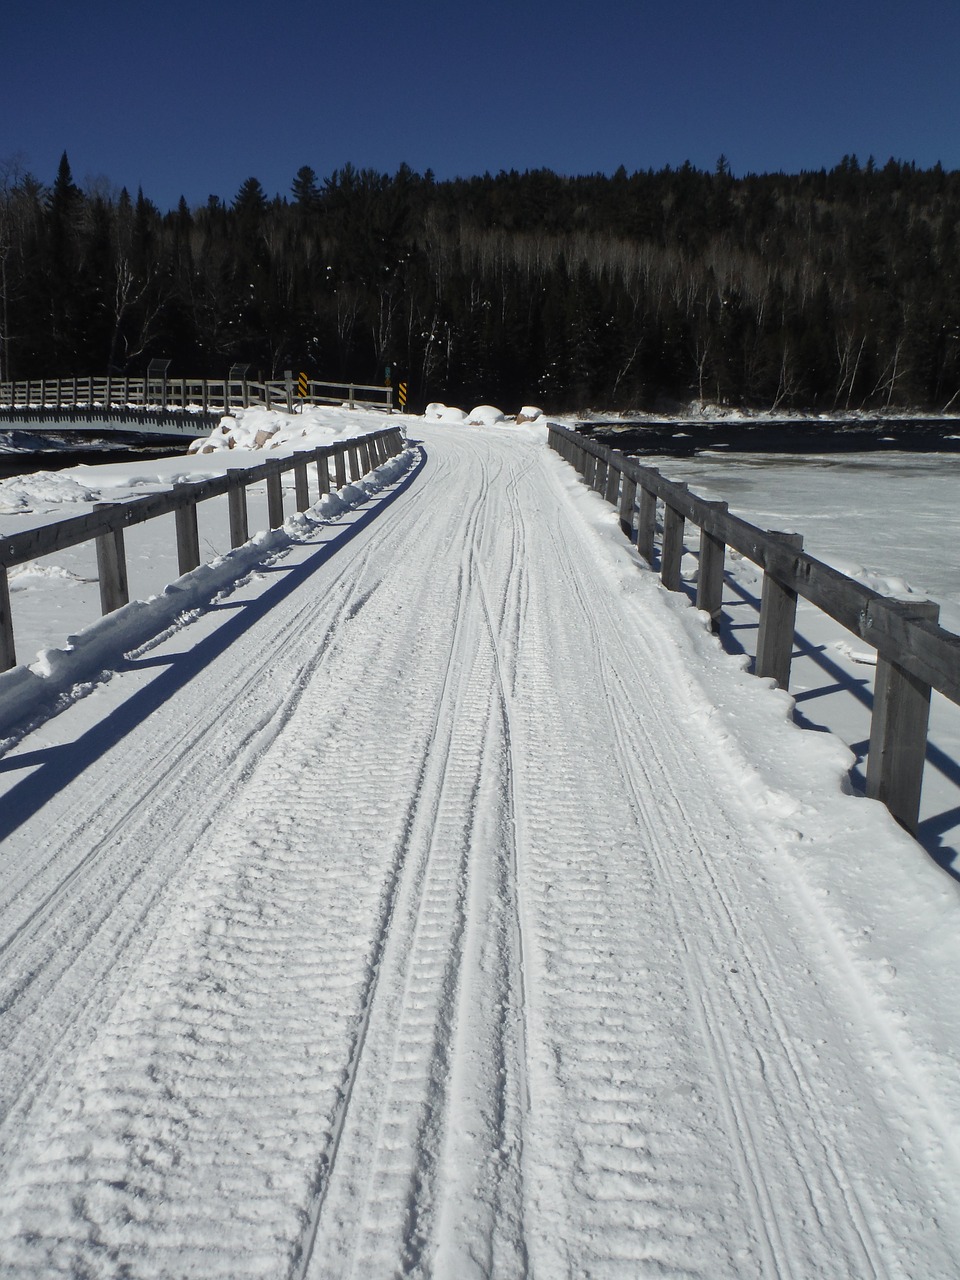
174, 490, 201, 575
661, 498, 686, 592
866, 600, 941, 832
0, 566, 15, 671
696, 502, 728, 627
95, 505, 130, 615
755, 532, 804, 688
636, 487, 657, 564
604, 454, 622, 505
294, 456, 310, 512
266, 469, 284, 529
618, 473, 637, 539
227, 471, 249, 548
316, 450, 331, 496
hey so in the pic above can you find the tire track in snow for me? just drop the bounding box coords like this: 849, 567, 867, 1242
0, 448, 484, 1276
0, 457, 440, 1151
429, 452, 532, 1280
296, 436, 530, 1279
503, 495, 748, 1277
538, 508, 802, 1275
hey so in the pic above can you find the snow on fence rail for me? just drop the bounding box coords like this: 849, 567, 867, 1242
548, 421, 960, 835
0, 375, 394, 413
0, 426, 403, 674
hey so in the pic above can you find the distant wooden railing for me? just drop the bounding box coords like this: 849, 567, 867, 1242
0, 375, 394, 413
0, 427, 404, 675
548, 421, 960, 834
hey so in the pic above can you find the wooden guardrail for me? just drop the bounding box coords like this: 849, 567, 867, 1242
0, 427, 404, 675
0, 375, 394, 413
548, 421, 960, 834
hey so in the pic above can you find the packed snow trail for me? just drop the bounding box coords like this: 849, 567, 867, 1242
0, 423, 959, 1278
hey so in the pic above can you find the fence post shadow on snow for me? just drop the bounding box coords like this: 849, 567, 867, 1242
548, 422, 960, 864
0, 427, 406, 676
678, 568, 960, 877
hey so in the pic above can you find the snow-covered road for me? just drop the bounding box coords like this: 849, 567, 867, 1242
1, 422, 959, 1278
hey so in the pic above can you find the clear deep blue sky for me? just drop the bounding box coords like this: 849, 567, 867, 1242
4, 0, 960, 211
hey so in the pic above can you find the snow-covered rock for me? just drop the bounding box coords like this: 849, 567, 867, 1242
467, 405, 507, 425
0, 472, 98, 513
424, 403, 469, 423
185, 404, 394, 454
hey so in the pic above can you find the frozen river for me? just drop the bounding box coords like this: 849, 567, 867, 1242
648, 450, 960, 631
642, 449, 960, 873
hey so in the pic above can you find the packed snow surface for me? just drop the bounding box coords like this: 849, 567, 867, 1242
1, 412, 960, 1276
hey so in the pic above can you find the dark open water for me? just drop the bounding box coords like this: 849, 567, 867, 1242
580, 417, 960, 455
0, 440, 188, 480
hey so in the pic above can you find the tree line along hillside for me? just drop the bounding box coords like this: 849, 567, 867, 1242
2, 152, 960, 412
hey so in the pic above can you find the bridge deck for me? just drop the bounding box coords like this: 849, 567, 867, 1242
0, 423, 958, 1277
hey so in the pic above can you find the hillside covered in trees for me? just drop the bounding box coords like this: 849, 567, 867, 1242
2, 153, 960, 412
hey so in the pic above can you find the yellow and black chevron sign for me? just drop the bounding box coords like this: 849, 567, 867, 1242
397, 381, 407, 411
297, 371, 309, 398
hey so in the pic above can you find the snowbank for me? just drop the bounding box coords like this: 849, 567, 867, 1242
0, 472, 98, 514
423, 402, 544, 425
0, 445, 417, 747
187, 403, 398, 454
424, 403, 469, 423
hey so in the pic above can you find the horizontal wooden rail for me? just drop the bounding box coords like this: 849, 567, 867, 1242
548, 421, 960, 834
0, 427, 405, 676
0, 375, 394, 413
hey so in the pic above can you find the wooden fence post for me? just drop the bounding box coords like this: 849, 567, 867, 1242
696, 501, 728, 628
316, 450, 331, 496
294, 456, 310, 512
174, 488, 201, 575
346, 444, 361, 482
334, 447, 347, 488
94, 505, 130, 614
619, 473, 637, 539
755, 532, 804, 688
604, 454, 622, 505
660, 493, 687, 592
227, 470, 249, 547
0, 567, 15, 671
866, 599, 941, 832
593, 453, 608, 493
266, 468, 284, 529
636, 486, 657, 564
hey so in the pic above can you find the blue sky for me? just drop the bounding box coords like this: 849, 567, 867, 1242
3, 0, 959, 211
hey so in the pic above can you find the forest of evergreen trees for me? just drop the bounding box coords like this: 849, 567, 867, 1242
2, 151, 960, 413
